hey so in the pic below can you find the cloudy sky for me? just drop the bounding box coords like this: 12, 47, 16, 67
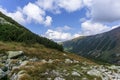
0, 0, 120, 42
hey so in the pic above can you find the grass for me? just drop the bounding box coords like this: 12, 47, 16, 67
0, 41, 98, 80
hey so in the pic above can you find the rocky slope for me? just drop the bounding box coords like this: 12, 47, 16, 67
63, 27, 120, 65
0, 41, 120, 80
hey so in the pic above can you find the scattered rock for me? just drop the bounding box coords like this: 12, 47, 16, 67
82, 77, 88, 80
52, 70, 60, 76
41, 59, 47, 63
63, 54, 67, 56
73, 60, 79, 63
71, 71, 80, 77
7, 51, 24, 59
65, 59, 73, 63
48, 59, 53, 63
29, 57, 39, 62
20, 61, 29, 66
87, 69, 101, 77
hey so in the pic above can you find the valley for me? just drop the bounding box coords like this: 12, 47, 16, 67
0, 11, 120, 80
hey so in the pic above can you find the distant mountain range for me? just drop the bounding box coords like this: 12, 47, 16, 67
0, 12, 63, 51
63, 27, 120, 65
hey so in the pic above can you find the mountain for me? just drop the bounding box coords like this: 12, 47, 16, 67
0, 12, 120, 80
0, 12, 63, 51
63, 27, 120, 65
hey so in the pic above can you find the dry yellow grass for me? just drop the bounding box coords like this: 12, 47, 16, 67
0, 41, 96, 64
0, 41, 98, 79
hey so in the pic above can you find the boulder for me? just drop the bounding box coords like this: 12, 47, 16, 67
87, 69, 101, 77
7, 51, 24, 59
65, 59, 73, 63
71, 71, 81, 77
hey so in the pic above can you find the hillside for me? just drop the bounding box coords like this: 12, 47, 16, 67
0, 12, 63, 51
63, 27, 120, 65
0, 11, 120, 80
1, 41, 120, 80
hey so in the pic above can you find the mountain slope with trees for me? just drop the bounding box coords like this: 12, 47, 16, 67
0, 12, 63, 51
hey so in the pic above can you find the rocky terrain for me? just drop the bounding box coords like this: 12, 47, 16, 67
0, 49, 120, 80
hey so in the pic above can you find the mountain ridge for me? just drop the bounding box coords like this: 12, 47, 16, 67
63, 27, 120, 65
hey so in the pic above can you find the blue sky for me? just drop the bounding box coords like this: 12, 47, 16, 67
0, 0, 120, 42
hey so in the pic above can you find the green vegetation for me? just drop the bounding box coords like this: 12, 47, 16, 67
0, 12, 63, 51
63, 27, 120, 64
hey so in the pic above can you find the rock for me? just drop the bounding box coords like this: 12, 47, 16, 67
20, 61, 29, 66
29, 57, 39, 62
63, 54, 67, 56
73, 60, 79, 63
54, 77, 65, 80
0, 68, 7, 79
65, 59, 73, 63
52, 70, 60, 76
2, 56, 8, 60
48, 59, 53, 63
87, 69, 101, 77
82, 77, 88, 80
71, 71, 81, 77
41, 59, 47, 63
7, 51, 24, 59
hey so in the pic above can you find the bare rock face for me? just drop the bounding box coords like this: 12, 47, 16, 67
7, 51, 24, 59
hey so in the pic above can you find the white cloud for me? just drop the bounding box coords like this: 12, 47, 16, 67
84, 0, 120, 22
36, 0, 60, 14
44, 16, 52, 26
23, 2, 46, 24
56, 25, 71, 31
83, 0, 92, 7
0, 2, 53, 26
80, 20, 115, 36
45, 29, 72, 41
73, 33, 81, 38
44, 26, 79, 42
36, 0, 83, 13
8, 11, 25, 24
0, 7, 25, 24
58, 0, 83, 12
0, 6, 8, 14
